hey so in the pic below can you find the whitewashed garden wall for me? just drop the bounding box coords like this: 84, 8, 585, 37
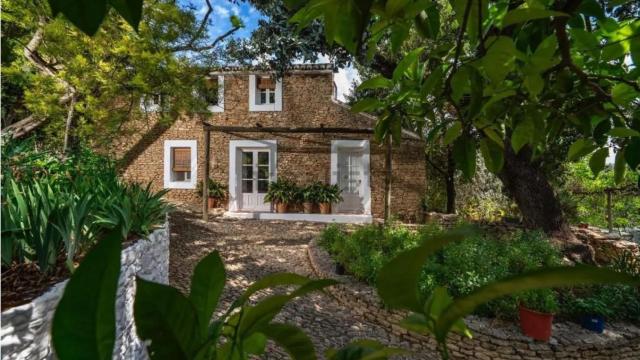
1, 222, 170, 360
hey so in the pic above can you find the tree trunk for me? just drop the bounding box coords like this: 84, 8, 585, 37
62, 95, 77, 154
445, 147, 456, 214
498, 144, 595, 263
384, 136, 392, 224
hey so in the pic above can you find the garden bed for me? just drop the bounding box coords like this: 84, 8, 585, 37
307, 237, 640, 359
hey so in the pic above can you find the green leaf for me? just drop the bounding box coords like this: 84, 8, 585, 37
423, 287, 472, 338
49, 0, 109, 36
451, 66, 470, 102
602, 42, 627, 61
327, 340, 407, 360
443, 121, 462, 145
393, 47, 425, 81
608, 127, 640, 138
502, 8, 567, 27
390, 22, 410, 53
570, 29, 599, 51
259, 323, 316, 360
421, 66, 444, 97
568, 138, 597, 161
612, 83, 639, 107
108, 0, 143, 31
357, 76, 393, 91
453, 135, 477, 179
578, 0, 605, 19
588, 148, 609, 177
480, 138, 504, 173
626, 138, 640, 170
52, 230, 121, 360
351, 98, 383, 113
189, 251, 225, 336
134, 278, 202, 359
511, 119, 534, 153
236, 272, 311, 306
434, 266, 640, 341
614, 150, 626, 184
385, 0, 410, 16
480, 37, 519, 84
415, 6, 440, 39
377, 228, 473, 312
523, 71, 544, 98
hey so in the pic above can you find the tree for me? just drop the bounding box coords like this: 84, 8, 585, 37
288, 0, 639, 254
1, 0, 243, 152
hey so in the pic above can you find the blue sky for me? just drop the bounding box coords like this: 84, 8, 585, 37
180, 0, 359, 101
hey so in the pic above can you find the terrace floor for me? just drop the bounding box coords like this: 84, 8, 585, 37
168, 208, 437, 359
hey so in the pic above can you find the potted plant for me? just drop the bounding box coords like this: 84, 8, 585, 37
264, 179, 297, 213
570, 295, 612, 333
302, 182, 322, 214
316, 183, 343, 214
517, 289, 558, 341
196, 179, 227, 209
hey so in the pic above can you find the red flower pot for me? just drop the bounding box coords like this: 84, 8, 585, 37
519, 305, 553, 341
319, 202, 331, 214
207, 197, 218, 209
275, 202, 289, 213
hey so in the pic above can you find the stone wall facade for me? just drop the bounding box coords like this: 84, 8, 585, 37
0, 223, 170, 360
307, 238, 640, 359
119, 68, 426, 222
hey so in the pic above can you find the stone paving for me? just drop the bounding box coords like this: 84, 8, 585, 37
169, 209, 437, 359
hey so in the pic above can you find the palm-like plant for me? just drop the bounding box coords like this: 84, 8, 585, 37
264, 179, 299, 204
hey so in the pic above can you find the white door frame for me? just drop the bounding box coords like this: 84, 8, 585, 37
229, 140, 277, 212
330, 140, 371, 215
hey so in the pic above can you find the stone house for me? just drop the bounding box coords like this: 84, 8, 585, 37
121, 64, 426, 223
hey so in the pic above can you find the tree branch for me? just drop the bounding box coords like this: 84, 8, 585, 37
170, 24, 241, 52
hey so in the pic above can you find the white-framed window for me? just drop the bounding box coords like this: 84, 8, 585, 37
164, 140, 197, 189
205, 75, 224, 113
249, 75, 282, 112
140, 93, 163, 112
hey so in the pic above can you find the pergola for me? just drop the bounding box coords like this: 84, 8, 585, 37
200, 121, 400, 222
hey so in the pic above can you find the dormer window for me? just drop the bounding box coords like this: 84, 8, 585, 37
249, 74, 282, 112
205, 75, 224, 113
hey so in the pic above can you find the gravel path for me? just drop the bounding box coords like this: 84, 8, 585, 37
169, 209, 436, 359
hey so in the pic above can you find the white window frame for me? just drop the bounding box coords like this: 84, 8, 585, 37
248, 75, 282, 112
207, 75, 224, 113
164, 140, 198, 189
228, 140, 277, 211
331, 140, 371, 215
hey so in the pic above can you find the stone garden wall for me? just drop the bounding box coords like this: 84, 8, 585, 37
307, 238, 640, 360
0, 223, 170, 360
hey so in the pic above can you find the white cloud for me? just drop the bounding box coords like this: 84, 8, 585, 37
231, 6, 240, 16
213, 5, 229, 17
334, 66, 360, 102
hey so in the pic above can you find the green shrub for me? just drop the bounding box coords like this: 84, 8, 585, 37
196, 179, 227, 199
264, 178, 299, 204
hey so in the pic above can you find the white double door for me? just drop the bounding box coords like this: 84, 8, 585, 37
335, 149, 365, 213
240, 149, 272, 211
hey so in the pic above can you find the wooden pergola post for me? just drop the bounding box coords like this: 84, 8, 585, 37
384, 136, 392, 224
202, 128, 211, 221
605, 189, 613, 232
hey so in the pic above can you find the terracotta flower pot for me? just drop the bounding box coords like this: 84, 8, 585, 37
207, 197, 218, 209
303, 202, 315, 214
519, 305, 553, 341
275, 202, 288, 213
319, 202, 331, 214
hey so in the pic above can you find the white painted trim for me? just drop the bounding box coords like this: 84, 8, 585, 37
228, 140, 278, 212
248, 75, 282, 112
223, 212, 373, 224
163, 140, 198, 189
207, 75, 224, 113
331, 140, 371, 215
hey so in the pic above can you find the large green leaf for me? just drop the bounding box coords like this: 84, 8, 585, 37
614, 149, 626, 184
434, 266, 640, 341
588, 148, 609, 177
415, 5, 440, 39
108, 0, 143, 30
377, 228, 472, 312
479, 37, 519, 84
189, 251, 226, 336
392, 47, 425, 81
608, 127, 640, 138
567, 138, 597, 161
326, 340, 406, 360
52, 230, 122, 360
612, 83, 639, 107
49, 0, 108, 36
259, 323, 317, 360
502, 8, 567, 27
626, 138, 640, 170
511, 119, 534, 153
351, 98, 384, 113
443, 121, 462, 145
453, 135, 477, 179
479, 138, 504, 173
357, 76, 393, 91
134, 279, 202, 359
235, 272, 311, 306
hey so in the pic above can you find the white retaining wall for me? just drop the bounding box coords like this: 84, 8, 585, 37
1, 222, 170, 360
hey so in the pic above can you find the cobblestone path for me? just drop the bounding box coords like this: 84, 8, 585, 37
169, 209, 436, 359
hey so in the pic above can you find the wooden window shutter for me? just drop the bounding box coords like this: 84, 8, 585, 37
257, 76, 275, 90
172, 147, 191, 172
